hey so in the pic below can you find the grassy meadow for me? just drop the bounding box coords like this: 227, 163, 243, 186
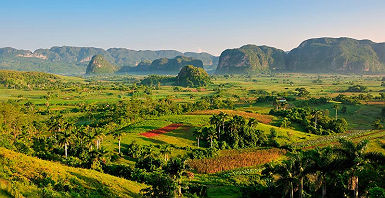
1, 72, 385, 197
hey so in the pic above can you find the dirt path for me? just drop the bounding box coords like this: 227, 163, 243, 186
140, 123, 184, 138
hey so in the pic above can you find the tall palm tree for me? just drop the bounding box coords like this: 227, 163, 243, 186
193, 128, 203, 147
203, 126, 216, 148
334, 104, 339, 120
313, 110, 323, 129
290, 153, 307, 198
304, 147, 336, 198
270, 160, 297, 198
333, 139, 368, 198
58, 129, 72, 158
263, 153, 309, 198
164, 158, 186, 197
218, 112, 228, 136
160, 145, 172, 161
210, 114, 220, 132
93, 128, 105, 150
113, 130, 124, 154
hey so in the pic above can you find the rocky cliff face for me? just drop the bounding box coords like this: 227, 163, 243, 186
120, 56, 204, 74
85, 55, 117, 74
216, 45, 286, 74
286, 37, 385, 73
216, 37, 385, 74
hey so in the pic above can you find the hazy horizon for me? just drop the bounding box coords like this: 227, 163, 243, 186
1, 0, 385, 55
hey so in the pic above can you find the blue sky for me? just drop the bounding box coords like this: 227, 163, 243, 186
1, 0, 385, 55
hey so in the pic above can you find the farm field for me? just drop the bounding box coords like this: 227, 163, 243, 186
1, 71, 385, 197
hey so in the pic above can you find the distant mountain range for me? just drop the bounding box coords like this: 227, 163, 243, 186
2, 37, 385, 75
0, 46, 218, 75
217, 37, 385, 74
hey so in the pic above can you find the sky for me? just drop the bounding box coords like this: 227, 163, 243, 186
1, 0, 385, 55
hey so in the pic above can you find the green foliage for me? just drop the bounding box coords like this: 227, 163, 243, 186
295, 87, 310, 97
346, 84, 368, 92
369, 187, 385, 198
140, 75, 176, 86
141, 172, 177, 198
0, 147, 145, 197
200, 114, 272, 149
270, 107, 348, 134
0, 70, 80, 90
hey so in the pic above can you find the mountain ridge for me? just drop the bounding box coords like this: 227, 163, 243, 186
0, 46, 218, 75
216, 37, 385, 74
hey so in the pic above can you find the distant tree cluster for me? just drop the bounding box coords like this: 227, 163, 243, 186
345, 85, 368, 92
140, 75, 176, 87
270, 107, 348, 135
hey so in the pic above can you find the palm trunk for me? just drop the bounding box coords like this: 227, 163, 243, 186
335, 108, 338, 120
178, 179, 182, 197
65, 142, 68, 158
210, 137, 213, 148
289, 181, 293, 198
322, 175, 327, 198
118, 139, 121, 154
97, 139, 99, 150
197, 138, 200, 147
354, 176, 358, 198
315, 116, 317, 129
222, 122, 224, 135
299, 177, 303, 198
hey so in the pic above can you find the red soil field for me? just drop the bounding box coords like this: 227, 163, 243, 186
140, 123, 183, 138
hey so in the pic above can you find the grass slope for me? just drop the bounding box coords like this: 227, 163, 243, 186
0, 147, 145, 198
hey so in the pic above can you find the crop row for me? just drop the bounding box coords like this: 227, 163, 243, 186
187, 148, 285, 174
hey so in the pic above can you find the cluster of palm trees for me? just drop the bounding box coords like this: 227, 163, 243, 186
193, 112, 228, 148
262, 139, 385, 198
48, 115, 124, 160
194, 113, 266, 149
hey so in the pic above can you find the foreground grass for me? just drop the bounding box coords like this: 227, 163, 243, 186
0, 147, 145, 198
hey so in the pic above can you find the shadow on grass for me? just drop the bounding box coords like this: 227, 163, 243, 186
69, 172, 140, 198
162, 126, 196, 142
118, 125, 158, 133
137, 137, 167, 145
